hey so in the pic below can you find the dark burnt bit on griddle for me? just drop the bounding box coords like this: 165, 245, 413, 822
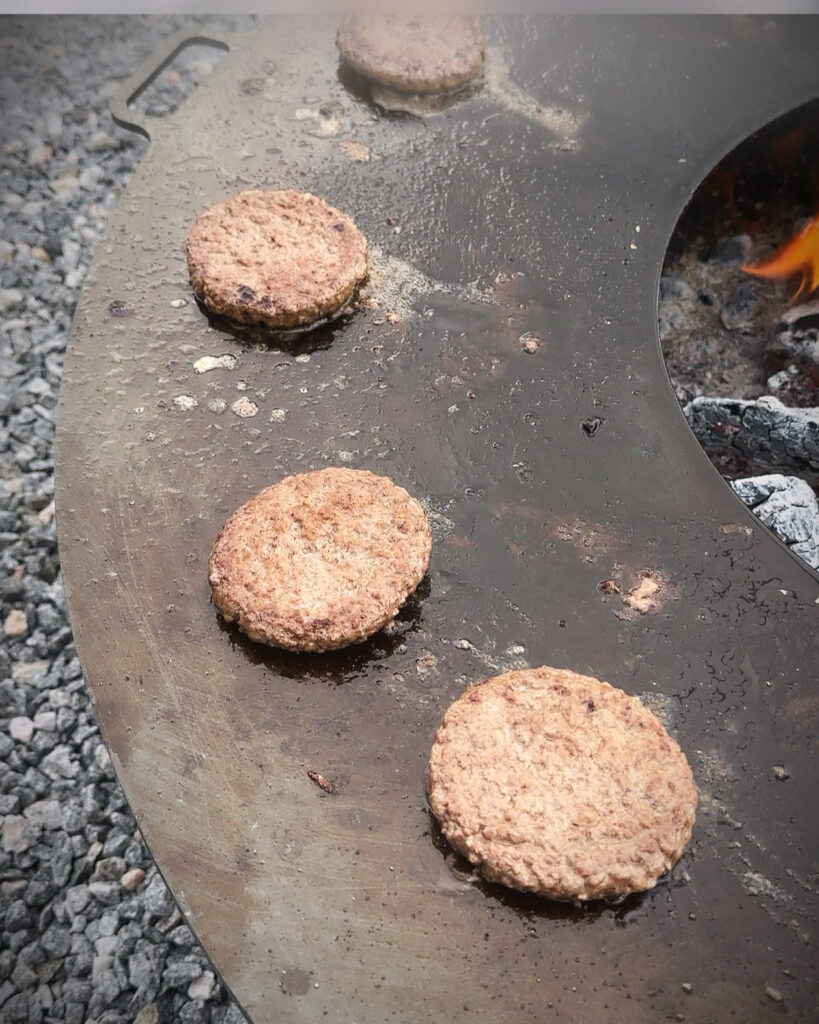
107, 299, 133, 318
240, 77, 265, 95
598, 579, 621, 595
581, 416, 605, 437
307, 770, 337, 794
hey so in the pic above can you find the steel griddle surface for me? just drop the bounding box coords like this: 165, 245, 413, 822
56, 17, 818, 1024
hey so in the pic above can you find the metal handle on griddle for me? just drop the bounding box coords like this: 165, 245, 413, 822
109, 28, 232, 141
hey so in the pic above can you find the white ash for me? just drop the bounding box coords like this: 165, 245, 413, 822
0, 15, 254, 1024
731, 474, 819, 569
193, 354, 237, 374
230, 397, 258, 418
766, 365, 800, 394
769, 300, 819, 378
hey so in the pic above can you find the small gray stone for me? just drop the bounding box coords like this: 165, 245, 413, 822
122, 839, 144, 865
65, 885, 90, 916
0, 950, 13, 981
50, 175, 79, 200
0, 979, 16, 1010
10, 958, 38, 989
5, 898, 31, 931
40, 745, 79, 780
127, 951, 155, 990
27, 143, 52, 166
96, 856, 126, 880
36, 981, 54, 1010
63, 977, 92, 1003
9, 716, 34, 743
162, 959, 202, 989
187, 969, 216, 1001
97, 910, 120, 937
223, 1003, 250, 1024
23, 798, 63, 830
11, 660, 50, 686
179, 1002, 207, 1024
91, 953, 114, 978
40, 923, 71, 958
41, 110, 63, 142
61, 239, 81, 270
3, 815, 30, 853
167, 924, 194, 946
0, 991, 30, 1023
0, 289, 24, 313
50, 834, 74, 887
78, 165, 102, 190
65, 1002, 85, 1024
62, 803, 86, 834
95, 934, 118, 958
24, 877, 54, 907
33, 710, 56, 731
88, 881, 121, 906
141, 872, 174, 918
88, 132, 120, 153
0, 793, 21, 815
35, 958, 61, 984
94, 968, 122, 1003
101, 833, 129, 858
133, 1005, 160, 1024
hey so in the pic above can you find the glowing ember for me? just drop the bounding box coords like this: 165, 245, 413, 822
743, 214, 819, 300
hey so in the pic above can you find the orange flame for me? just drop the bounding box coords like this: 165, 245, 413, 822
742, 215, 819, 301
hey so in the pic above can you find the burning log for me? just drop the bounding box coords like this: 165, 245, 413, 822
684, 395, 819, 476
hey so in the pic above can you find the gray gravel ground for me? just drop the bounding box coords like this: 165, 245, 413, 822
1, 15, 255, 1023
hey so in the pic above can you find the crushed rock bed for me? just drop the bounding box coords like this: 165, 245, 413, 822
1, 16, 256, 1024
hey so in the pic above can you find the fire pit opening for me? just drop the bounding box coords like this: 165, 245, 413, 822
659, 98, 819, 570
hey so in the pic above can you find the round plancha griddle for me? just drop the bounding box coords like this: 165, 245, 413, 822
56, 17, 819, 1024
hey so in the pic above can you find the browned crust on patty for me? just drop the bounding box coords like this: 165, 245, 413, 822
427, 667, 698, 900
336, 16, 485, 95
208, 468, 431, 652
186, 189, 367, 329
